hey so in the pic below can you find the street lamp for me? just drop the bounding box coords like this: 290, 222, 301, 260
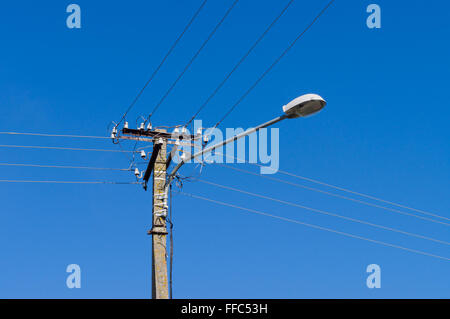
282, 93, 326, 118
148, 93, 325, 299
165, 93, 326, 190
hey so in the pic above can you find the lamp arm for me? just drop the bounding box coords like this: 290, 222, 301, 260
165, 114, 287, 189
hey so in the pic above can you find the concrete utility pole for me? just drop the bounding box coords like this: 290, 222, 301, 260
148, 130, 168, 299
117, 126, 198, 299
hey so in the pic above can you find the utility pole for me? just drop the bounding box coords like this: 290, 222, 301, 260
116, 126, 199, 299
148, 129, 168, 299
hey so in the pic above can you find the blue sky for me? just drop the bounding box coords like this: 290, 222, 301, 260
0, 0, 449, 298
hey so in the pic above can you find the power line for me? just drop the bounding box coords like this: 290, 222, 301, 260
0, 144, 137, 153
116, 0, 209, 127
0, 163, 132, 171
179, 148, 450, 226
246, 161, 450, 223
0, 132, 110, 139
273, 167, 450, 223
192, 178, 450, 246
6, 130, 444, 225
147, 0, 240, 121
180, 192, 450, 262
216, 163, 450, 227
184, 0, 295, 127
128, 0, 239, 167
0, 180, 141, 185
212, 0, 336, 129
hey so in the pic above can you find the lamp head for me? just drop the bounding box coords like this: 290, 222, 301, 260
282, 94, 326, 118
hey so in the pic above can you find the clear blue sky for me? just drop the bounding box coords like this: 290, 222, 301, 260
0, 0, 449, 298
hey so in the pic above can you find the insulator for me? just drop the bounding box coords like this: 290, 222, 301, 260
110, 127, 117, 139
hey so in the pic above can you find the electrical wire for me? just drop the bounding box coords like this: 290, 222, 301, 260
0, 132, 110, 139
115, 0, 209, 128
147, 0, 240, 121
128, 0, 239, 167
216, 164, 450, 227
0, 144, 137, 153
274, 167, 450, 223
0, 180, 141, 185
180, 192, 450, 262
183, 0, 295, 127
0, 163, 132, 171
185, 129, 446, 223
127, 129, 170, 170
232, 162, 450, 223
192, 178, 450, 246
116, 137, 137, 163
178, 148, 450, 226
212, 0, 336, 129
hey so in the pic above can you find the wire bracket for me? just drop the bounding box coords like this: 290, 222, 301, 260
147, 225, 168, 236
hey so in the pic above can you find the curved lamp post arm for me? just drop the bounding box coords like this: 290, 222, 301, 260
161, 92, 327, 215
165, 114, 288, 189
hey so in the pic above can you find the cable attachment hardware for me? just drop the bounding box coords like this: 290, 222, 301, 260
147, 225, 168, 236
110, 127, 118, 140
154, 209, 168, 218
134, 168, 144, 179
154, 193, 167, 201
140, 150, 149, 160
